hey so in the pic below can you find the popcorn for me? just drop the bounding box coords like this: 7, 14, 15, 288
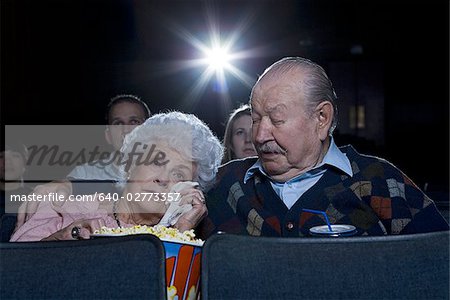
167, 286, 177, 300
93, 224, 204, 246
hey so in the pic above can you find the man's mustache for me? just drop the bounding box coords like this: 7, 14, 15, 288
256, 142, 287, 155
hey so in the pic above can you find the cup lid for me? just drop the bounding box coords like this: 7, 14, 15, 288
309, 224, 356, 236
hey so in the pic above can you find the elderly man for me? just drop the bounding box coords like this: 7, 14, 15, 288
198, 57, 449, 238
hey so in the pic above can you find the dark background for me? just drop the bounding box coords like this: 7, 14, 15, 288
1, 0, 448, 199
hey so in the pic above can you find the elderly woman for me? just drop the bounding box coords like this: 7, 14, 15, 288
11, 112, 223, 241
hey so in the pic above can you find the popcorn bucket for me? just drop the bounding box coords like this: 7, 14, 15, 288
91, 225, 203, 299
162, 240, 202, 300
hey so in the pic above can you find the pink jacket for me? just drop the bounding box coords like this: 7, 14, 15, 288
10, 200, 121, 242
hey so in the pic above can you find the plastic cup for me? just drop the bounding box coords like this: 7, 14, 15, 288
309, 224, 357, 237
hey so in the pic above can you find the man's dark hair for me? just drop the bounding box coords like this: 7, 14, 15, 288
2, 140, 29, 161
105, 94, 151, 124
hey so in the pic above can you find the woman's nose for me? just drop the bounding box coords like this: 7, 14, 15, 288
153, 178, 169, 187
244, 131, 252, 143
153, 170, 171, 187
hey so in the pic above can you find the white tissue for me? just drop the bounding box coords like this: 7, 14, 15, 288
158, 181, 199, 227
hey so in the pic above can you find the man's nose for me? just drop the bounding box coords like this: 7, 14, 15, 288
4, 159, 13, 167
253, 118, 272, 144
122, 124, 136, 135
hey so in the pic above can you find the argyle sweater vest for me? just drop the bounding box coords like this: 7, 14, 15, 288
197, 145, 449, 239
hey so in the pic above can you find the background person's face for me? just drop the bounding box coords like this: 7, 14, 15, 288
0, 150, 26, 181
105, 102, 147, 151
124, 143, 196, 215
251, 70, 324, 181
231, 114, 257, 159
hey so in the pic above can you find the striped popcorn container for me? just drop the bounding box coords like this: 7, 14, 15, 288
163, 240, 202, 300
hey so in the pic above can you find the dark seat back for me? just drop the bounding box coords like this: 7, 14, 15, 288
1, 235, 167, 299
202, 231, 449, 300
0, 214, 17, 242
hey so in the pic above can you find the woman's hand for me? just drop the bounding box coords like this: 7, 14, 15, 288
15, 180, 73, 232
173, 186, 207, 232
41, 218, 105, 241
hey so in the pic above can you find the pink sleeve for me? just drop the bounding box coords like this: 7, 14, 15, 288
10, 200, 104, 242
10, 200, 64, 242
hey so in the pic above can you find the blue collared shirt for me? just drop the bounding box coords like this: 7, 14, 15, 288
244, 138, 353, 209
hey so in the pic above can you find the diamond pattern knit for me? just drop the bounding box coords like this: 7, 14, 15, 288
198, 145, 449, 238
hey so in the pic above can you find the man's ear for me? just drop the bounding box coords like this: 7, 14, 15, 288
104, 126, 112, 145
316, 101, 333, 140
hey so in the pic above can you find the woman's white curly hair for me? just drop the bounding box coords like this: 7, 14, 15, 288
121, 111, 223, 191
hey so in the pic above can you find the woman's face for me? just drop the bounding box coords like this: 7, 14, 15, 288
124, 143, 196, 217
231, 114, 257, 159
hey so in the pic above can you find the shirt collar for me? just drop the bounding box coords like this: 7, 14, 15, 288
243, 137, 353, 184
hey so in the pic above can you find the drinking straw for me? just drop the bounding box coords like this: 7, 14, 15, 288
302, 208, 333, 232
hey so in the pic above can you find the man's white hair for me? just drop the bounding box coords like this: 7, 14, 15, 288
251, 56, 339, 136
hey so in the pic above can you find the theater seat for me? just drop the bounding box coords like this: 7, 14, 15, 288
0, 214, 17, 242
201, 231, 449, 300
0, 235, 166, 299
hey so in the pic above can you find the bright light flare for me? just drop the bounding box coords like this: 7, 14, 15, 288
205, 47, 231, 71
159, 7, 259, 110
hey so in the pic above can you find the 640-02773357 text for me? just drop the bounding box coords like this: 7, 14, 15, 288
8, 192, 181, 203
